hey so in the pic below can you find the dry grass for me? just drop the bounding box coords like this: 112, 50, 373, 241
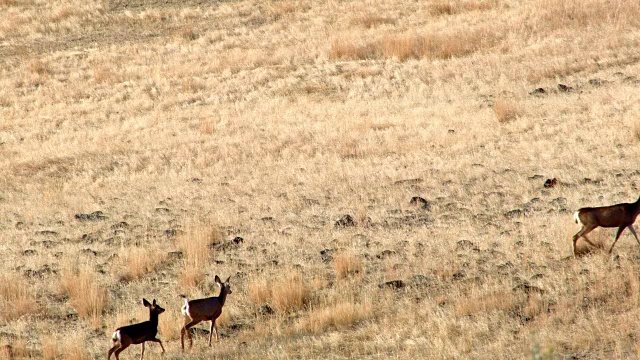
429, 0, 496, 15
112, 246, 166, 282
248, 279, 272, 305
176, 224, 221, 290
60, 265, 108, 328
297, 302, 373, 333
334, 253, 363, 279
493, 98, 522, 123
332, 29, 498, 61
2, 0, 640, 358
0, 274, 39, 322
271, 273, 312, 314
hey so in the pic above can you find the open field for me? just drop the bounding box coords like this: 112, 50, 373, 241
1, 0, 640, 358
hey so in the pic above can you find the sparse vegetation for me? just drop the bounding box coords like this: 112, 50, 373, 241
1, 0, 640, 358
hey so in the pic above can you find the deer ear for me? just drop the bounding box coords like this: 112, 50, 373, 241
226, 276, 231, 283
215, 275, 221, 283
143, 298, 151, 307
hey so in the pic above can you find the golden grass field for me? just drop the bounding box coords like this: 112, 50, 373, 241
1, 0, 640, 358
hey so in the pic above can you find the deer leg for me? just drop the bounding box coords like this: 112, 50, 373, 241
139, 342, 144, 360
114, 345, 128, 360
214, 321, 219, 341
628, 225, 640, 247
107, 344, 120, 360
608, 226, 627, 254
149, 338, 165, 355
208, 321, 214, 346
181, 319, 201, 351
573, 225, 597, 255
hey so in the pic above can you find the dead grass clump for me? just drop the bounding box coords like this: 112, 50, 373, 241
298, 302, 373, 333
633, 122, 640, 142
60, 265, 108, 327
330, 38, 378, 60
179, 26, 199, 41
27, 59, 51, 76
0, 273, 39, 322
60, 333, 86, 360
40, 336, 58, 360
200, 118, 216, 135
177, 223, 221, 289
493, 98, 522, 123
0, 0, 18, 6
454, 290, 521, 317
538, 0, 640, 30
93, 68, 120, 84
334, 253, 363, 279
113, 246, 166, 282
429, 0, 496, 16
271, 273, 311, 313
158, 305, 184, 341
382, 30, 496, 60
248, 279, 273, 305
350, 14, 396, 28
3, 338, 28, 358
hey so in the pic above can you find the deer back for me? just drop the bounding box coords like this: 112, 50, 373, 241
185, 297, 224, 321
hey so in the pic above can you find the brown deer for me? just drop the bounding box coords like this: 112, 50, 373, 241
180, 275, 232, 352
573, 195, 640, 256
107, 299, 165, 360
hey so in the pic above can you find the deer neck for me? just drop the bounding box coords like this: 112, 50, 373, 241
149, 310, 159, 326
218, 287, 228, 306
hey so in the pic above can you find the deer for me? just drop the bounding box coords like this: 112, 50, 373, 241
180, 275, 232, 352
107, 299, 165, 360
572, 195, 640, 256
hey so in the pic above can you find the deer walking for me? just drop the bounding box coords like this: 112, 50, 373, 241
573, 195, 640, 256
180, 275, 232, 352
107, 299, 165, 360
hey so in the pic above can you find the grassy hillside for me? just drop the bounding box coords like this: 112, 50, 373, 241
1, 0, 640, 358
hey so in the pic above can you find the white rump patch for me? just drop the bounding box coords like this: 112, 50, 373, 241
181, 298, 191, 318
574, 211, 582, 226
112, 330, 121, 343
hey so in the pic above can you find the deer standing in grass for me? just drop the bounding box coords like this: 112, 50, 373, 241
107, 298, 165, 360
573, 195, 640, 256
181, 275, 232, 352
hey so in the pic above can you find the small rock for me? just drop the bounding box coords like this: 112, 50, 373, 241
504, 209, 523, 218
513, 282, 545, 295
557, 83, 573, 92
376, 249, 396, 259
167, 251, 184, 260
334, 215, 355, 228
456, 240, 479, 252
378, 280, 405, 290
529, 87, 546, 95
258, 303, 274, 315
543, 178, 558, 188
232, 237, 244, 245
23, 249, 37, 256
320, 248, 334, 263
155, 207, 170, 214
409, 196, 431, 210
15, 221, 25, 229
75, 211, 107, 221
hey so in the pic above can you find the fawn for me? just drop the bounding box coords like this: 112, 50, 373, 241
107, 298, 165, 360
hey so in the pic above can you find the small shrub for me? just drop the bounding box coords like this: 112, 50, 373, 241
176, 223, 221, 289
271, 273, 311, 313
0, 273, 39, 322
298, 302, 373, 333
493, 98, 522, 123
60, 265, 108, 328
113, 246, 165, 282
334, 254, 363, 279
248, 279, 272, 305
